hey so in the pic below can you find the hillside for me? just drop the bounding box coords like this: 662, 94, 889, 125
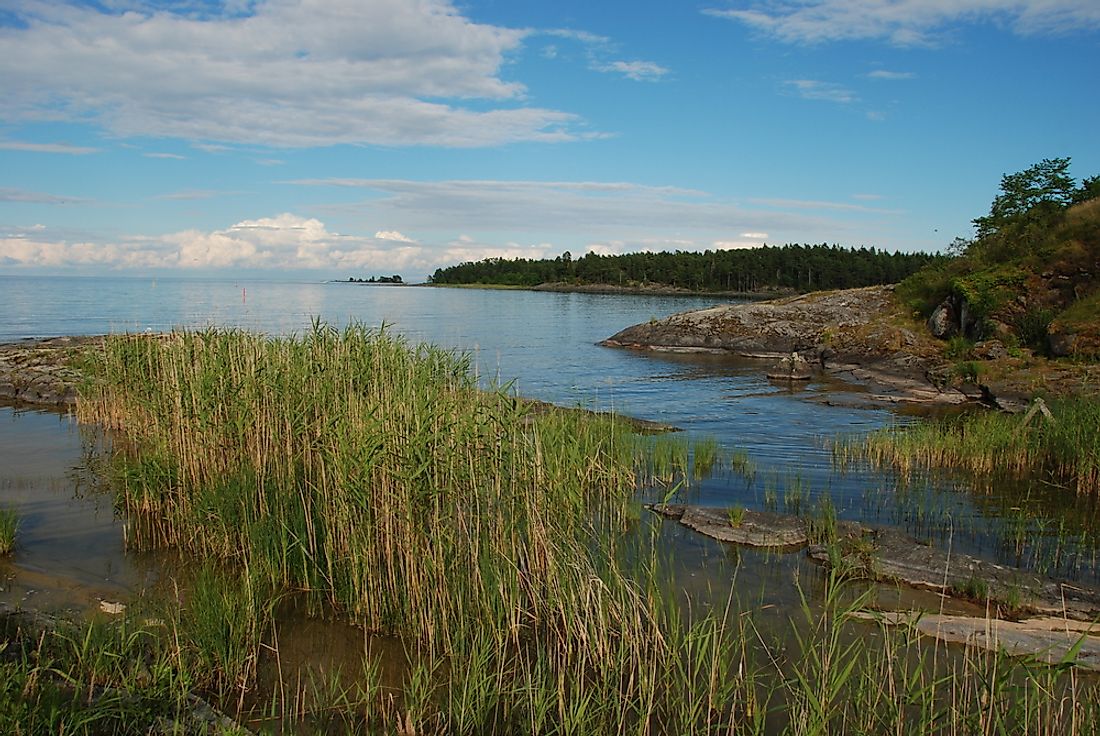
897, 159, 1099, 360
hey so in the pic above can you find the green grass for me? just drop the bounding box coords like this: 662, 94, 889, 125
79, 324, 651, 652
57, 323, 1100, 733
0, 507, 17, 555
837, 399, 1100, 496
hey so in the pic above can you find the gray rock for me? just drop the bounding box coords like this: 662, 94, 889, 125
1048, 329, 1077, 357
648, 504, 809, 548
767, 351, 813, 380
972, 340, 1008, 360
928, 298, 957, 338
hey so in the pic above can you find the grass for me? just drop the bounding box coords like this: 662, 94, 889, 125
836, 399, 1100, 496
52, 323, 1100, 733
79, 324, 650, 652
0, 507, 16, 554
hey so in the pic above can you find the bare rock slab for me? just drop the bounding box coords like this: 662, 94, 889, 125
648, 504, 809, 548
858, 610, 1100, 671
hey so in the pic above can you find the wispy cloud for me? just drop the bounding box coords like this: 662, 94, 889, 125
543, 28, 669, 82
0, 0, 588, 148
287, 178, 882, 247
784, 79, 858, 103
152, 189, 233, 201
750, 196, 902, 214
143, 152, 186, 160
0, 140, 99, 155
866, 69, 916, 80
593, 60, 670, 82
0, 187, 87, 204
704, 1, 1100, 46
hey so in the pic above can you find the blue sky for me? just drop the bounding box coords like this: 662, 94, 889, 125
1, 0, 1098, 282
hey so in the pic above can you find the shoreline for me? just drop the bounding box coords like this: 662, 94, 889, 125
423, 280, 789, 299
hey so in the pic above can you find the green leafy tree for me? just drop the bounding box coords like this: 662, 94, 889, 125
972, 157, 1077, 239
1074, 175, 1100, 205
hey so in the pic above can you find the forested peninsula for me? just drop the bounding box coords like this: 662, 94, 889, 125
429, 243, 941, 293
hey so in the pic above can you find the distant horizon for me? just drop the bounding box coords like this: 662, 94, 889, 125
2, 1, 1098, 281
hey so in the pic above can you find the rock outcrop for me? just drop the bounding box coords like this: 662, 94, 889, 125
601, 285, 963, 403
0, 336, 99, 408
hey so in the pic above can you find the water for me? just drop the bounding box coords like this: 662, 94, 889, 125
1, 274, 1098, 612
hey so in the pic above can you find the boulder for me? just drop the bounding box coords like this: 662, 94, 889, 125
766, 351, 813, 381
928, 298, 957, 339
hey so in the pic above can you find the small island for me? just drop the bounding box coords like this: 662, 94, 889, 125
336, 274, 404, 284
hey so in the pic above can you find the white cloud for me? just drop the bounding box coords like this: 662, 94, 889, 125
0, 0, 587, 148
441, 237, 553, 264
740, 231, 769, 239
867, 70, 916, 80
704, 1, 1100, 46
143, 152, 186, 160
374, 230, 416, 243
0, 139, 100, 154
289, 178, 895, 253
595, 60, 670, 82
784, 79, 858, 104
0, 214, 427, 272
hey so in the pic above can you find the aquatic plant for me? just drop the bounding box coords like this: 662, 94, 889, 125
78, 324, 648, 653
0, 506, 17, 554
836, 398, 1100, 496
58, 323, 1100, 733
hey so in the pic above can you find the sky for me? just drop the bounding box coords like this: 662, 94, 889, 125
1, 0, 1098, 283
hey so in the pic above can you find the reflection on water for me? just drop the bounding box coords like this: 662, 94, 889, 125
0, 407, 152, 612
2, 276, 1099, 614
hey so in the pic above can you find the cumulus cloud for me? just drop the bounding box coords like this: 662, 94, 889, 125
0, 0, 587, 147
704, 1, 1100, 46
374, 230, 416, 243
0, 214, 429, 272
0, 214, 558, 277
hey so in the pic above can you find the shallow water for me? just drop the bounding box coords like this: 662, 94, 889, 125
1, 274, 1098, 608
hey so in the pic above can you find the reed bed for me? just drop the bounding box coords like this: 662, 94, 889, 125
836, 400, 1100, 495
4, 570, 1099, 735
57, 325, 1100, 733
78, 324, 651, 653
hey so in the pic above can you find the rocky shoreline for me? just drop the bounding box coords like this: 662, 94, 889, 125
0, 335, 101, 409
649, 503, 1100, 670
600, 284, 1099, 409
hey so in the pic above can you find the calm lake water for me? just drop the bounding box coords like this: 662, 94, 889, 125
1, 274, 1098, 613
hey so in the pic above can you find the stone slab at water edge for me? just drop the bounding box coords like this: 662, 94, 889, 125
0, 335, 101, 408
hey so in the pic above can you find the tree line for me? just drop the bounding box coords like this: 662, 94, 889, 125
430, 243, 942, 293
